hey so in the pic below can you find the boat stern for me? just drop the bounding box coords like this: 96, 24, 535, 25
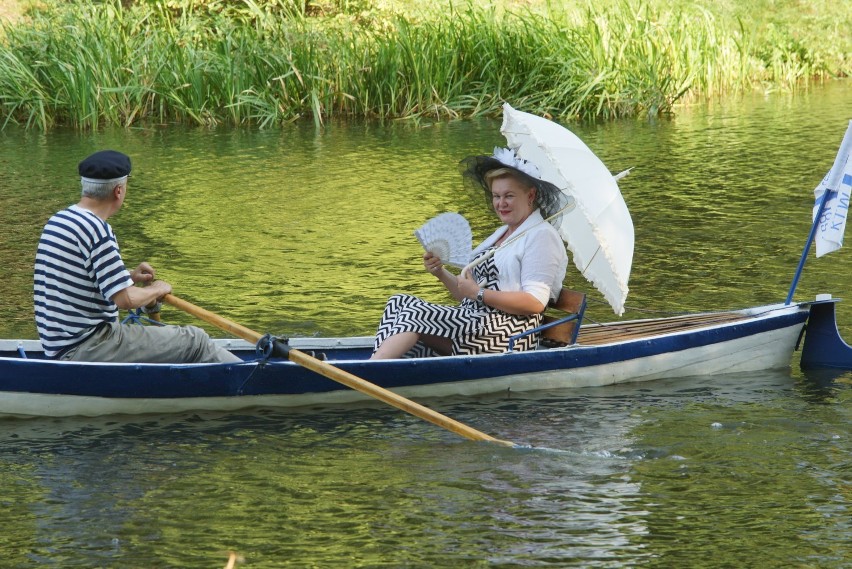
800, 296, 852, 369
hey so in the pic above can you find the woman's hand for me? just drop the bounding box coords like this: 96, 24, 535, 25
426, 252, 466, 301
457, 272, 547, 315
457, 272, 480, 301
423, 252, 444, 275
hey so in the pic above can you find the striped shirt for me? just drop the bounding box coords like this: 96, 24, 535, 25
34, 205, 133, 358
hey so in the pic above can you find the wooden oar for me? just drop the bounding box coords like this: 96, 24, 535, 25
162, 293, 515, 447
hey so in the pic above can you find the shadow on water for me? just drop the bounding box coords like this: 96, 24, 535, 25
796, 367, 852, 403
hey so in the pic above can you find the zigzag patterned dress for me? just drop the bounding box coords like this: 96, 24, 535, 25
372, 249, 543, 358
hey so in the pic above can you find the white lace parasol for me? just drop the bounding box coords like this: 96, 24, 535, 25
414, 212, 472, 269
501, 103, 634, 315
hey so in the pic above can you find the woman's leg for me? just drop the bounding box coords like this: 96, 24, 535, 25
419, 334, 453, 356
371, 331, 421, 359
371, 332, 453, 360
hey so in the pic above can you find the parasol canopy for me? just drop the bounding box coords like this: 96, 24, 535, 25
501, 103, 634, 315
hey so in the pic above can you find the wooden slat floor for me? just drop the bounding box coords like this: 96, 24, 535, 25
575, 311, 750, 346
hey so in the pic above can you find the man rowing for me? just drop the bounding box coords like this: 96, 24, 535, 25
34, 150, 240, 363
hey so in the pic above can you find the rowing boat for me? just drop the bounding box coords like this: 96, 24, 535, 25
4, 113, 848, 420
2, 297, 846, 418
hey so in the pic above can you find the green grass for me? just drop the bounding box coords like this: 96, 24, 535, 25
0, 0, 849, 130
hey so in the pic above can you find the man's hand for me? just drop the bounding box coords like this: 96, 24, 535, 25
112, 279, 172, 310
130, 262, 156, 284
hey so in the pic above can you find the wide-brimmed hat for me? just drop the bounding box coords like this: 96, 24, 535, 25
459, 147, 571, 223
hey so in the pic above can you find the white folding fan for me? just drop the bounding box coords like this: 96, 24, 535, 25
414, 212, 472, 269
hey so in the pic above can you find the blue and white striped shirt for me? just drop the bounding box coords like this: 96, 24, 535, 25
34, 205, 134, 358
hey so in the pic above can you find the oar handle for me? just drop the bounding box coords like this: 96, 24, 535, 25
141, 281, 161, 322
162, 293, 515, 447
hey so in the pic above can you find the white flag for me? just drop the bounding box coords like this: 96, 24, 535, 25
814, 120, 852, 257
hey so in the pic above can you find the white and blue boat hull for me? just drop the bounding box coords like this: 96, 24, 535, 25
0, 301, 830, 418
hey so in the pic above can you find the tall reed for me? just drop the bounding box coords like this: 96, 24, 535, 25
0, 0, 844, 130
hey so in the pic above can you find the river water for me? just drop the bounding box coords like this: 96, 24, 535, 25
0, 82, 850, 567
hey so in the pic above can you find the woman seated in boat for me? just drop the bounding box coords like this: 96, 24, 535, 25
371, 147, 570, 359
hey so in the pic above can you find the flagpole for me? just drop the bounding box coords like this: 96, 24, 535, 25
786, 120, 852, 304
785, 188, 833, 305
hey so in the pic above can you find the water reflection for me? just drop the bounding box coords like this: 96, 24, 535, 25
623, 369, 850, 567
1, 367, 846, 566
796, 368, 852, 403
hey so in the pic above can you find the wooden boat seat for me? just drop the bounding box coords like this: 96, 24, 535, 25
508, 288, 587, 350
540, 288, 587, 347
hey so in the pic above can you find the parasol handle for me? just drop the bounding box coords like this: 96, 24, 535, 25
460, 249, 495, 281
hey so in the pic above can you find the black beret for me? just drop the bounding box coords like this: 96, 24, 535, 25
78, 150, 132, 180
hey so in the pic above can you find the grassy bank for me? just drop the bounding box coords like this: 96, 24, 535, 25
0, 0, 849, 130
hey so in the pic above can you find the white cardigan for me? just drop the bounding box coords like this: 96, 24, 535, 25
471, 209, 569, 307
